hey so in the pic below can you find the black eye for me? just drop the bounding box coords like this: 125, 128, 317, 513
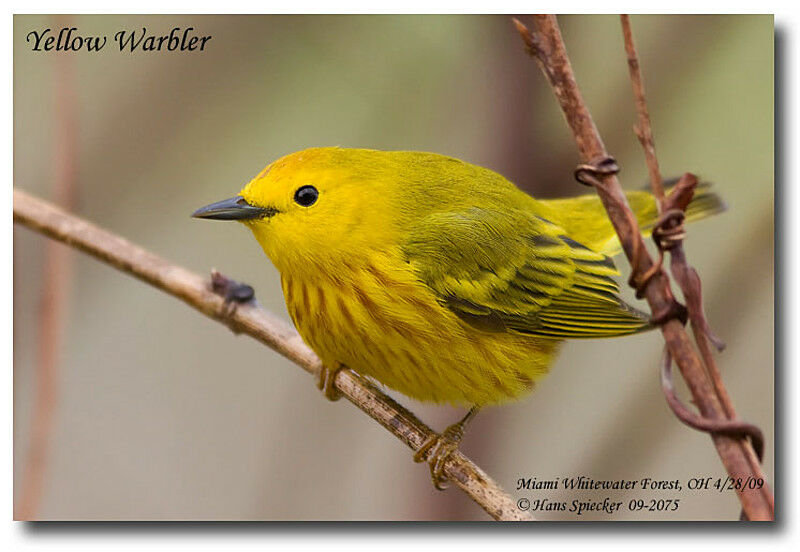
294, 185, 318, 207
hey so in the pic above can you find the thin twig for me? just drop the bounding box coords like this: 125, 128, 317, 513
16, 19, 79, 520
13, 188, 532, 522
620, 15, 665, 203
513, 14, 773, 520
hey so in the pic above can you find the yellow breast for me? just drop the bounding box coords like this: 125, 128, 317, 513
280, 251, 560, 406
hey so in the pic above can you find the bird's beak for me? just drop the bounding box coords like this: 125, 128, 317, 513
191, 196, 276, 221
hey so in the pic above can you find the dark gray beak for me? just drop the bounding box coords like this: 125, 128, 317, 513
191, 196, 276, 221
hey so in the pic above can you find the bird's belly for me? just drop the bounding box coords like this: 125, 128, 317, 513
281, 269, 561, 406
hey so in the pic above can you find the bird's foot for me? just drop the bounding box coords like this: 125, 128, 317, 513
316, 363, 345, 402
413, 422, 466, 491
413, 407, 479, 490
210, 270, 255, 327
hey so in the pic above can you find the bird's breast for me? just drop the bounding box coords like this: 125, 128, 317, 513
279, 254, 559, 405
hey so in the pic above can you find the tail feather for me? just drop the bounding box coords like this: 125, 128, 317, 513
541, 178, 726, 257
684, 182, 728, 224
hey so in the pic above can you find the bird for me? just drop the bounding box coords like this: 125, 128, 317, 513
192, 147, 724, 489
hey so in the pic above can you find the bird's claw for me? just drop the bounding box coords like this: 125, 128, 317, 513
316, 363, 344, 402
413, 423, 466, 491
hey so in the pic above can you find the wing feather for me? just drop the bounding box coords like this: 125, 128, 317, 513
403, 207, 650, 339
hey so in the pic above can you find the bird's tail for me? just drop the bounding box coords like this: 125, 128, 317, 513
542, 177, 727, 256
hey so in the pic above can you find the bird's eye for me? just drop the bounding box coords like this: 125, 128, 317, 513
294, 185, 318, 207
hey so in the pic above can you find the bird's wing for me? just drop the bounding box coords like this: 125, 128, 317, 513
402, 207, 650, 338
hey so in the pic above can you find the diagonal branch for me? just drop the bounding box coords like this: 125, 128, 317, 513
513, 14, 773, 520
13, 187, 532, 522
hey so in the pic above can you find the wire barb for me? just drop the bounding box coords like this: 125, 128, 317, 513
573, 156, 619, 187
635, 207, 689, 325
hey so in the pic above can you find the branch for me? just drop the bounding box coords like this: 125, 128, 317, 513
13, 187, 531, 522
513, 15, 773, 520
620, 15, 665, 202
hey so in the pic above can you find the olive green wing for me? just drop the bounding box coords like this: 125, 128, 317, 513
402, 207, 651, 338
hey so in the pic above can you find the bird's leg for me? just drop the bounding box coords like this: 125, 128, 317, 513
316, 363, 345, 402
413, 406, 480, 490
210, 270, 256, 329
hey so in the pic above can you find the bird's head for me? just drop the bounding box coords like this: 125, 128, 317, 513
192, 147, 404, 273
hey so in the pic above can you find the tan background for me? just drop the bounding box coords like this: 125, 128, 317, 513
14, 14, 773, 520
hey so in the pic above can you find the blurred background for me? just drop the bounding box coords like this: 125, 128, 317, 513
13, 14, 773, 520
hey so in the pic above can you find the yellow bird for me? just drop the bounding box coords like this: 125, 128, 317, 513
193, 147, 724, 488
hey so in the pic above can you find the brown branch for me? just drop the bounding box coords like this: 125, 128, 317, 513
13, 188, 532, 522
16, 18, 79, 520
620, 15, 665, 203
513, 14, 773, 520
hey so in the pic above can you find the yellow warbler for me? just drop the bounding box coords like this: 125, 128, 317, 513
193, 147, 724, 487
